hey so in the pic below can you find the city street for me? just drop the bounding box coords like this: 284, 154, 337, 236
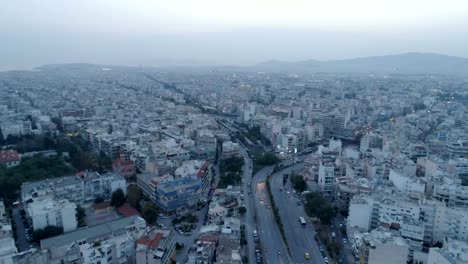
12, 205, 34, 252
158, 205, 209, 263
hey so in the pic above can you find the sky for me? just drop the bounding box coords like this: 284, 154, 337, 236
2, 0, 468, 70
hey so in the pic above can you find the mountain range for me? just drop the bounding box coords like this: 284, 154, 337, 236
250, 53, 468, 76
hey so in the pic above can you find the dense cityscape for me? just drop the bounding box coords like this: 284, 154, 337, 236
0, 63, 466, 264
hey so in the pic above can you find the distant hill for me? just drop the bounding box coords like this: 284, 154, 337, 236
253, 53, 468, 76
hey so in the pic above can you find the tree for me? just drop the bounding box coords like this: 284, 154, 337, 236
142, 202, 159, 225
127, 185, 142, 209
0, 126, 4, 145
32, 225, 63, 242
290, 174, 307, 192
111, 188, 126, 207
238, 206, 247, 215
76, 206, 86, 227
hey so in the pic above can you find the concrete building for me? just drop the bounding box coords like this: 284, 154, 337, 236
40, 216, 146, 264
389, 169, 426, 195
446, 140, 468, 159
26, 198, 77, 232
221, 141, 240, 160
21, 172, 127, 205
175, 160, 213, 200
155, 177, 202, 216
428, 238, 468, 264
318, 161, 337, 194
136, 228, 175, 264
0, 200, 17, 264
0, 150, 20, 168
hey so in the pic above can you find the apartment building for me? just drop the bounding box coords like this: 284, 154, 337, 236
428, 238, 468, 264
136, 228, 176, 264
221, 141, 240, 160
40, 216, 146, 264
22, 172, 127, 205
318, 161, 338, 194
155, 177, 202, 216
26, 198, 77, 232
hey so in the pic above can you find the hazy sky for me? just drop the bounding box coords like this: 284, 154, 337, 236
2, 0, 468, 70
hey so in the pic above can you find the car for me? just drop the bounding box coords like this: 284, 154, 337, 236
304, 252, 310, 260
286, 191, 290, 195
278, 250, 281, 254
267, 205, 271, 209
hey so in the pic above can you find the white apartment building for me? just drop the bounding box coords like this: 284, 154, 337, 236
221, 141, 240, 160
446, 140, 468, 159
433, 183, 468, 208
348, 193, 468, 246
360, 132, 383, 151
26, 198, 77, 232
389, 169, 426, 195
447, 158, 468, 178
428, 238, 468, 264
22, 172, 127, 205
318, 161, 336, 194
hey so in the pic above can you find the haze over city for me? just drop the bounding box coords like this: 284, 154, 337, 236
1, 2, 468, 264
2, 0, 468, 70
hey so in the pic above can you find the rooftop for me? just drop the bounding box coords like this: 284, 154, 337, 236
41, 216, 145, 249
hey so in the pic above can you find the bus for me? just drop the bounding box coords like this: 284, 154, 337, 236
299, 217, 306, 226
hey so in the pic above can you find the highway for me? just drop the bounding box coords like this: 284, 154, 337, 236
270, 163, 327, 264
251, 165, 292, 264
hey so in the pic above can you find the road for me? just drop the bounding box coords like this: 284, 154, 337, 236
12, 205, 34, 252
331, 216, 355, 264
158, 204, 209, 263
251, 165, 292, 264
270, 163, 327, 264
239, 150, 257, 264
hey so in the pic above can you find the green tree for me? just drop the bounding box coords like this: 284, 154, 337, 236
32, 225, 63, 242
127, 185, 142, 209
142, 202, 159, 225
76, 206, 86, 227
290, 174, 307, 192
238, 206, 247, 215
304, 192, 335, 225
111, 188, 126, 207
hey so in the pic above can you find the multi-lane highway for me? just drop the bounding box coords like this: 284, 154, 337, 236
251, 165, 292, 264
270, 163, 327, 264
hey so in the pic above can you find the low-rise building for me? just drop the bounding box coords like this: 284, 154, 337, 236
428, 238, 468, 264
0, 149, 20, 168
136, 228, 176, 264
221, 141, 240, 160
26, 198, 77, 232
155, 176, 201, 216
113, 153, 137, 179
40, 216, 146, 264
21, 172, 127, 205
